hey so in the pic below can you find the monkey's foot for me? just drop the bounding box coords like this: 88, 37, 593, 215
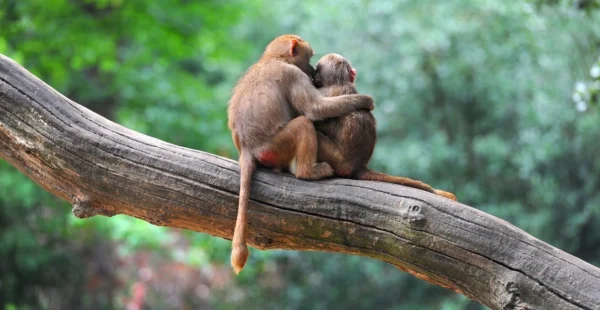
296, 162, 334, 180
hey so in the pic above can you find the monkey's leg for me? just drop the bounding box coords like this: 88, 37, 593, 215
316, 132, 354, 177
314, 120, 337, 139
266, 116, 334, 180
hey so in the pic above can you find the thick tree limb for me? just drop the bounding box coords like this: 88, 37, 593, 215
1, 54, 599, 310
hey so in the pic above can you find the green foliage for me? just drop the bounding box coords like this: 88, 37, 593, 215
0, 164, 115, 310
0, 0, 261, 308
573, 56, 600, 109
1, 0, 600, 309
1, 0, 254, 155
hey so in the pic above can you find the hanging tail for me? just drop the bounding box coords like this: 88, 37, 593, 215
231, 150, 256, 274
359, 169, 457, 201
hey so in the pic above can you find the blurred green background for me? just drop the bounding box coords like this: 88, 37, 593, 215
1, 0, 600, 309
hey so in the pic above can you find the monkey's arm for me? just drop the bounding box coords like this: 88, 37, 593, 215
306, 95, 374, 121
289, 72, 374, 121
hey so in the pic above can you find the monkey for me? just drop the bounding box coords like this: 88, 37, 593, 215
227, 35, 375, 274
312, 53, 457, 201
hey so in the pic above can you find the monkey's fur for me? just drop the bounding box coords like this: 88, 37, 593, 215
227, 36, 375, 274
313, 53, 457, 201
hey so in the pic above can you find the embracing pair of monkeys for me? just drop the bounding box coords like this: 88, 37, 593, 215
227, 34, 457, 274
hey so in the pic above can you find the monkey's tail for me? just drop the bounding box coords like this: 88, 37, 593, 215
358, 169, 457, 201
231, 150, 255, 274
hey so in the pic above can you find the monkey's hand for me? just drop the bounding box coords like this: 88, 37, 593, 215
303, 94, 374, 121
352, 95, 375, 111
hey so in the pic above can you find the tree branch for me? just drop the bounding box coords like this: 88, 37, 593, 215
1, 54, 599, 310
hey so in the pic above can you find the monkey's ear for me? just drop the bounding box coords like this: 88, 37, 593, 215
289, 39, 298, 57
350, 68, 357, 83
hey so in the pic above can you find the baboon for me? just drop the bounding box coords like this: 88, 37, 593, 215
313, 53, 456, 201
227, 36, 375, 274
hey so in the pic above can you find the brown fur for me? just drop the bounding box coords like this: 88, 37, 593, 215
313, 53, 457, 201
227, 36, 374, 274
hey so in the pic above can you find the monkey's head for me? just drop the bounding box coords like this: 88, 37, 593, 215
263, 34, 315, 78
313, 53, 357, 88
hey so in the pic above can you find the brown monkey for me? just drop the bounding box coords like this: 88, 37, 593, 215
313, 53, 456, 201
227, 36, 374, 274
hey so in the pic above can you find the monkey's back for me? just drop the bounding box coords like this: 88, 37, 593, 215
317, 84, 377, 176
228, 61, 300, 148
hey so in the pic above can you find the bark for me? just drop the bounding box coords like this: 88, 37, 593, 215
1, 54, 599, 310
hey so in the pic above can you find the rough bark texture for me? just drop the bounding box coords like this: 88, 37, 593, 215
1, 54, 599, 310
